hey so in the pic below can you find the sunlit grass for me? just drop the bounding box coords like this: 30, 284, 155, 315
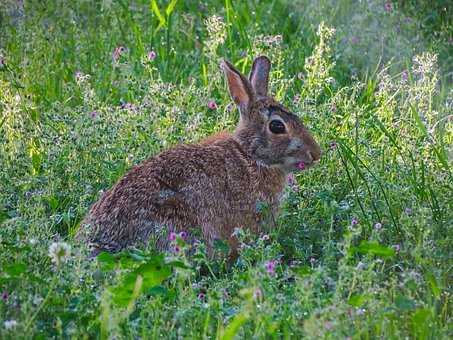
0, 0, 451, 338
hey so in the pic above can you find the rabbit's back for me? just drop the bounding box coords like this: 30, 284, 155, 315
78, 135, 286, 254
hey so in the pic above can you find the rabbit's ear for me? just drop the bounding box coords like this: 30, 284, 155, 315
221, 59, 255, 114
249, 56, 271, 97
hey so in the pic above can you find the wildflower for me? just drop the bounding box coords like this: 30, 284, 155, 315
173, 245, 181, 253
384, 2, 392, 13
4, 320, 17, 330
261, 234, 270, 241
197, 292, 206, 300
356, 308, 366, 315
405, 207, 412, 215
253, 288, 262, 300
147, 50, 156, 61
29, 238, 37, 245
112, 46, 126, 62
1, 291, 8, 302
120, 102, 136, 111
179, 231, 188, 240
293, 95, 301, 104
264, 260, 277, 276
324, 321, 333, 330
0, 56, 5, 69
168, 232, 177, 242
350, 36, 360, 45
89, 111, 98, 119
351, 217, 359, 226
207, 100, 217, 110
297, 161, 306, 171
374, 222, 382, 230
401, 70, 409, 83
297, 72, 305, 80
309, 257, 316, 265
329, 141, 337, 150
331, 103, 337, 112
74, 71, 83, 83
74, 71, 90, 85
393, 244, 401, 252
48, 242, 71, 266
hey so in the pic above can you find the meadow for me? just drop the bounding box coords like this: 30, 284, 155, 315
0, 0, 452, 338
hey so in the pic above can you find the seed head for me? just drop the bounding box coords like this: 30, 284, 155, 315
48, 242, 71, 266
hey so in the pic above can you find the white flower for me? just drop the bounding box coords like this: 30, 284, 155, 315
4, 320, 17, 330
48, 242, 71, 266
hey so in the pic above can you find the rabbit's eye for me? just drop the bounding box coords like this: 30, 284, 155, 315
269, 120, 286, 134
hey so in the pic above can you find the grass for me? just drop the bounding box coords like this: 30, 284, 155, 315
0, 0, 452, 338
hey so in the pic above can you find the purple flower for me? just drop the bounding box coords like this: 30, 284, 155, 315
74, 71, 83, 82
264, 260, 277, 276
329, 141, 337, 150
168, 232, 177, 242
297, 161, 306, 171
207, 100, 217, 110
405, 207, 412, 215
309, 257, 316, 265
112, 46, 126, 62
197, 292, 206, 300
179, 231, 188, 240
374, 222, 382, 230
393, 244, 401, 252
173, 245, 181, 253
1, 291, 8, 302
351, 217, 359, 226
253, 288, 262, 300
89, 111, 98, 119
384, 2, 392, 13
324, 321, 333, 330
147, 50, 156, 61
401, 70, 409, 83
350, 36, 360, 45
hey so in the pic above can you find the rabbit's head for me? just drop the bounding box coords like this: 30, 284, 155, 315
221, 56, 321, 173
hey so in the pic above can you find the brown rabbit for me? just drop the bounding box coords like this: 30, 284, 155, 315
77, 56, 321, 259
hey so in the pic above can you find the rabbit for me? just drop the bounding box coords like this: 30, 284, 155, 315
77, 56, 321, 260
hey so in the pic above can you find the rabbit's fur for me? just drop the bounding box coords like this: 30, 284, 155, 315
77, 56, 321, 259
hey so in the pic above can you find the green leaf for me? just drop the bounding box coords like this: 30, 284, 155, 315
412, 307, 430, 324
425, 272, 441, 299
97, 251, 116, 271
146, 285, 168, 297
109, 255, 172, 307
165, 0, 178, 17
353, 241, 395, 258
219, 311, 250, 340
150, 0, 166, 32
4, 263, 27, 277
348, 294, 367, 307
165, 259, 190, 269
292, 265, 313, 277
395, 295, 416, 311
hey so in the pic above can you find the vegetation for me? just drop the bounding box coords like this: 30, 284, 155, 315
1, 0, 451, 338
